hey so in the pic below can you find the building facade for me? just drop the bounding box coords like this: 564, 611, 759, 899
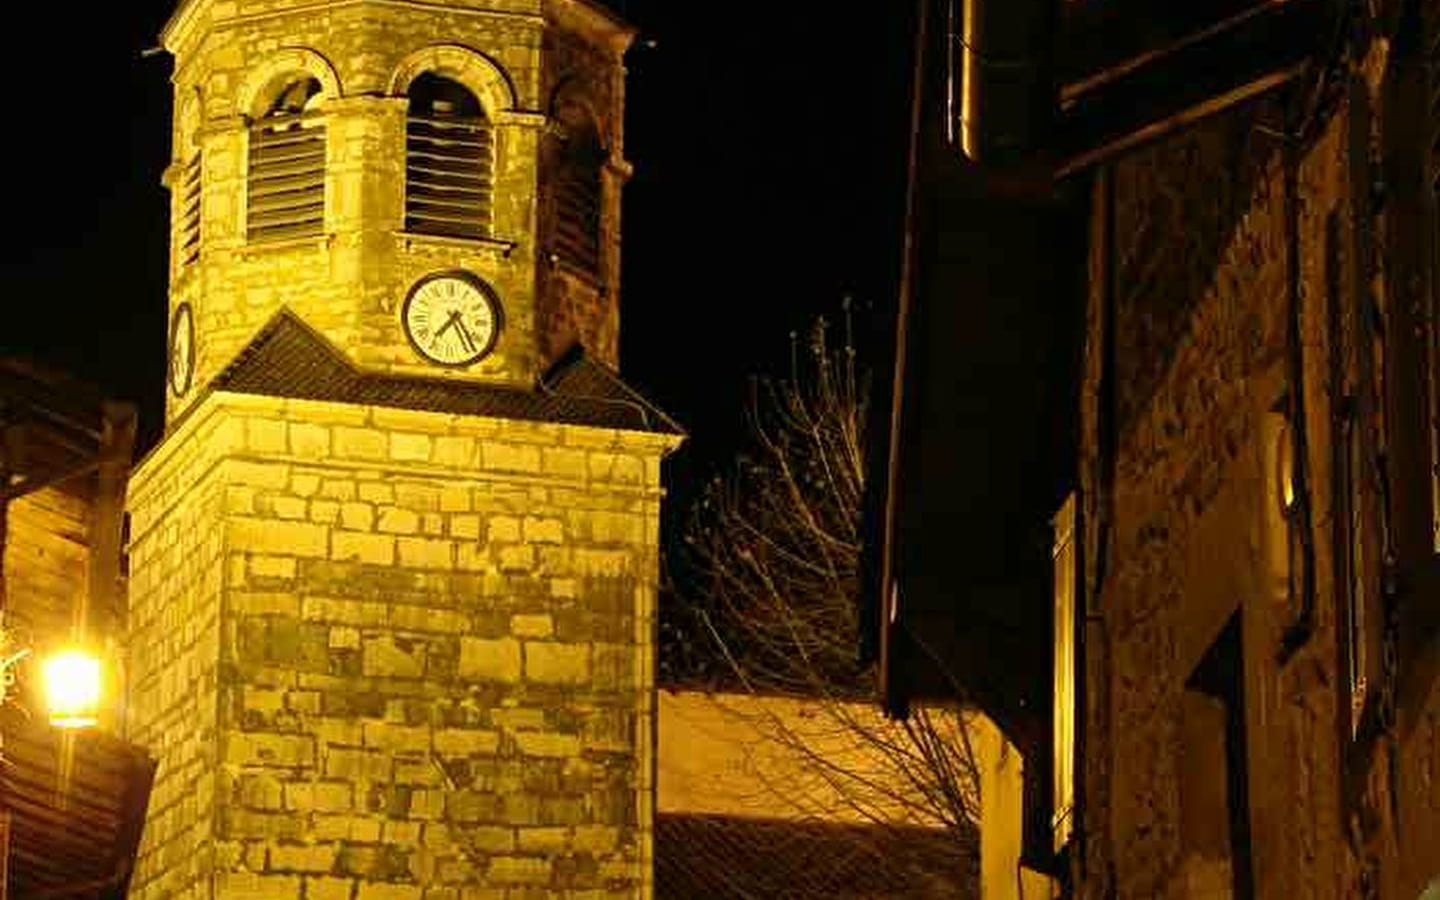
871, 0, 1440, 897
1068, 7, 1440, 898
124, 2, 681, 898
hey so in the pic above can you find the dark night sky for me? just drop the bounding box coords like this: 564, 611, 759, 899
0, 1, 914, 507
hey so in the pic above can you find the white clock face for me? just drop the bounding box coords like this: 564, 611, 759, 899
401, 273, 502, 367
168, 302, 195, 398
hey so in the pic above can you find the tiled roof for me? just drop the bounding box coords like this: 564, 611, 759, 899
655, 813, 977, 899
209, 309, 682, 435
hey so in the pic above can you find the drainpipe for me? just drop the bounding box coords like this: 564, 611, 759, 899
954, 0, 1052, 161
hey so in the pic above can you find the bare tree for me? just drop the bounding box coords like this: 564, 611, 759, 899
669, 306, 980, 878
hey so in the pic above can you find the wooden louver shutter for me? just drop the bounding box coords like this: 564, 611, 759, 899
554, 129, 603, 273
247, 82, 326, 242
179, 153, 202, 266
406, 76, 492, 240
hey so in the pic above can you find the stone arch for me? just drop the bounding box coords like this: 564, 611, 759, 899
238, 47, 342, 120
388, 44, 517, 117
176, 84, 204, 152
547, 75, 608, 149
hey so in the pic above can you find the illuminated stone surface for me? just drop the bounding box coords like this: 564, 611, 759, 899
125, 2, 677, 898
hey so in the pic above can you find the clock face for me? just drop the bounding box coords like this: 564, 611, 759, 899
168, 302, 195, 398
401, 272, 502, 367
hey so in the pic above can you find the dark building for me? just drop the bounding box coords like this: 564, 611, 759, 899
870, 0, 1440, 896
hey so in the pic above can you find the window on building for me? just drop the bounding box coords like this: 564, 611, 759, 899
1263, 407, 1303, 625
178, 152, 202, 267
552, 111, 605, 274
247, 77, 326, 242
405, 73, 492, 240
1052, 492, 1077, 852
1180, 615, 1254, 900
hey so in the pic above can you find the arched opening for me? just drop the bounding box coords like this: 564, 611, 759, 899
552, 103, 605, 274
247, 76, 326, 242
406, 72, 492, 239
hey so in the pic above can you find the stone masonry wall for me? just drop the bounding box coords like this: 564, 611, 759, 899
126, 392, 677, 899
161, 0, 631, 423
1078, 55, 1440, 900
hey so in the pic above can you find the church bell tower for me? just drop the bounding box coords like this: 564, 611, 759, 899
124, 2, 680, 897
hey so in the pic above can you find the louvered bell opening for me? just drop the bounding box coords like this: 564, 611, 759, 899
248, 113, 326, 241
554, 138, 603, 273
247, 77, 326, 243
179, 153, 202, 266
406, 73, 492, 240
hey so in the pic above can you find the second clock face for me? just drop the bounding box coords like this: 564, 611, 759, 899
401, 272, 502, 367
168, 302, 195, 398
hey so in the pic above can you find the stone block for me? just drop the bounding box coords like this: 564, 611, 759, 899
498, 545, 534, 573
340, 502, 374, 530
227, 486, 256, 514
334, 427, 387, 461
485, 856, 551, 885
228, 460, 291, 490
542, 447, 588, 480
524, 643, 590, 685
390, 432, 432, 462
487, 516, 521, 542
458, 637, 522, 682
433, 436, 476, 467
511, 614, 553, 639
226, 733, 316, 768
232, 591, 300, 616
357, 884, 422, 900
303, 877, 357, 900
523, 516, 564, 544
514, 730, 581, 758
272, 496, 308, 520
439, 486, 470, 512
215, 872, 302, 900
268, 842, 336, 873
451, 515, 481, 539
517, 827, 569, 852
362, 635, 426, 678
290, 423, 331, 459
247, 418, 288, 454
481, 441, 541, 473
332, 531, 395, 566
398, 537, 454, 569
378, 507, 420, 534
432, 728, 500, 756
310, 499, 341, 524
229, 518, 329, 558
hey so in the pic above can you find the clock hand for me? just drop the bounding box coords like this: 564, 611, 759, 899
455, 319, 477, 354
432, 311, 462, 347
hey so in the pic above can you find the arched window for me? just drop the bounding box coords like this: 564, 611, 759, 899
247, 77, 326, 242
406, 73, 492, 239
552, 108, 604, 273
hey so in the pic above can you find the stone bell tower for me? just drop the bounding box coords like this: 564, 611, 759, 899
124, 2, 680, 898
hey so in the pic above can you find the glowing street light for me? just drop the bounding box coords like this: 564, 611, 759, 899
41, 649, 102, 729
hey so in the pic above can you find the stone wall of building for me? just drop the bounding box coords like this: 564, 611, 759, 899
126, 391, 677, 899
1076, 36, 1440, 899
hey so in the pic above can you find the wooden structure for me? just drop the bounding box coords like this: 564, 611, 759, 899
0, 358, 154, 899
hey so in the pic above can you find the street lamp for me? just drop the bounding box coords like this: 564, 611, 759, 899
40, 649, 103, 729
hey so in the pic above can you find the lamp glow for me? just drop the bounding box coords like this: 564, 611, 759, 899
42, 649, 102, 729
